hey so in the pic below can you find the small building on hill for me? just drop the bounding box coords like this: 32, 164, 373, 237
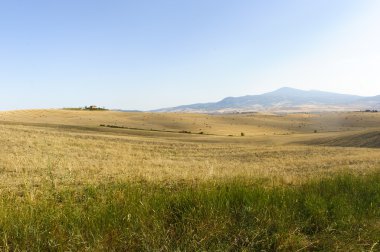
84, 105, 108, 111
84, 105, 98, 110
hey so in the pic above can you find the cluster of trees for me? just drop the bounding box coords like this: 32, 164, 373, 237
84, 105, 107, 111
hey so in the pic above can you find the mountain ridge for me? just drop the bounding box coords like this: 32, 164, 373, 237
153, 87, 380, 113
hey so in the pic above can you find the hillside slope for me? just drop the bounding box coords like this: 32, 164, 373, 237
303, 131, 380, 148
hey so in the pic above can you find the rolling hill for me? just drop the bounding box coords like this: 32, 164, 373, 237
154, 87, 380, 113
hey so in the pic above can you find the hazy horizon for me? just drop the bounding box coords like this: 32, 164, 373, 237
1, 86, 378, 112
1, 0, 380, 110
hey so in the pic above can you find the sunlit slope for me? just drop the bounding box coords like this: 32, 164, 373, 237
0, 110, 379, 136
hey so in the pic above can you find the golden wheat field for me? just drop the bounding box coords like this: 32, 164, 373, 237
0, 109, 379, 189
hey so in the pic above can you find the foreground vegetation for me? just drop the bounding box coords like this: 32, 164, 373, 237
0, 174, 379, 251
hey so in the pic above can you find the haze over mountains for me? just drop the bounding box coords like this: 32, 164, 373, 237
154, 87, 380, 113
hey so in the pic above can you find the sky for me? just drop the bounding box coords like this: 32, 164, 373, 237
1, 0, 379, 110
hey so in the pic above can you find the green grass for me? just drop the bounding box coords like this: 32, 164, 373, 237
0, 174, 379, 251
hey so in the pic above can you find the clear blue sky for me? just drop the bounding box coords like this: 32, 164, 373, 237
1, 0, 379, 110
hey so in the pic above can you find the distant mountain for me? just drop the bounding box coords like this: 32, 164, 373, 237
154, 87, 380, 113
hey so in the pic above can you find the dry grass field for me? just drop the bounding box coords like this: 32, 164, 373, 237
0, 109, 379, 187
0, 109, 379, 250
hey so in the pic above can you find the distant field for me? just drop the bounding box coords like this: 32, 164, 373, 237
0, 109, 379, 250
1, 109, 380, 136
